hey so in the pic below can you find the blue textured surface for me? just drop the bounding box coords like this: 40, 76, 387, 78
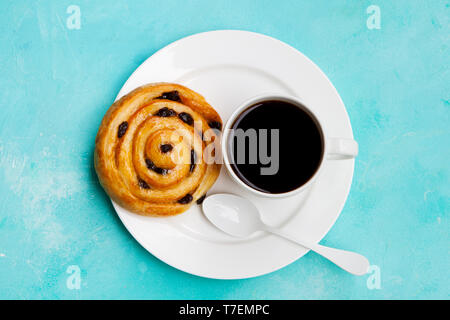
0, 0, 448, 299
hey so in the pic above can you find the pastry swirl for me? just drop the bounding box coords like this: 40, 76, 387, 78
94, 83, 222, 216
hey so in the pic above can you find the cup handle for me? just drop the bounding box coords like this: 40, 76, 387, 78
326, 138, 358, 160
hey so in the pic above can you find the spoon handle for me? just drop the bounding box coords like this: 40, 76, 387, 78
265, 227, 369, 276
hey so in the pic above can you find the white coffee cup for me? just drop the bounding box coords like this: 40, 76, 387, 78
222, 94, 358, 198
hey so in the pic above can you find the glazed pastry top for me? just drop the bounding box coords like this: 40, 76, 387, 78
94, 83, 222, 216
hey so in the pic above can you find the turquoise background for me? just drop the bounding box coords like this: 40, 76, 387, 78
0, 0, 448, 299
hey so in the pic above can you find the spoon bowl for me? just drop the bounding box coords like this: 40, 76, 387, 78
203, 194, 263, 237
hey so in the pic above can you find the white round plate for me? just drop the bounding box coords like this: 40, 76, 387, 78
112, 30, 355, 279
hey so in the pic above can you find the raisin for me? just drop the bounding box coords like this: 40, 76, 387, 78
208, 121, 222, 131
155, 167, 168, 175
178, 194, 193, 204
118, 121, 128, 138
145, 158, 154, 170
160, 144, 173, 153
156, 91, 181, 102
138, 178, 150, 189
190, 149, 196, 173
155, 107, 176, 117
178, 112, 194, 126
196, 194, 206, 205
145, 158, 168, 175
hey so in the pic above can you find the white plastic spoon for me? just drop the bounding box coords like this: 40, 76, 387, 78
202, 193, 369, 276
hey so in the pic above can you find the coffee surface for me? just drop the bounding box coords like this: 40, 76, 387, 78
229, 100, 323, 194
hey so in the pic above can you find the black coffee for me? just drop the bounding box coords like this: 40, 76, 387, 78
229, 100, 323, 194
